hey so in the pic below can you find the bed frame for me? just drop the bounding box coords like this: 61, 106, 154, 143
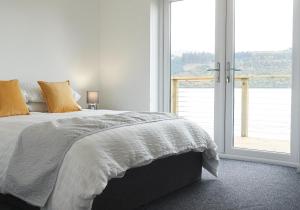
1, 152, 203, 210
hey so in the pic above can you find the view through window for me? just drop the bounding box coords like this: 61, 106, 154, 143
171, 0, 215, 138
170, 0, 293, 154
233, 0, 293, 153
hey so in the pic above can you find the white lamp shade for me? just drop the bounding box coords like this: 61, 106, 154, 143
87, 91, 99, 104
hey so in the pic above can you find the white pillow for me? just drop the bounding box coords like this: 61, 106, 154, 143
27, 102, 48, 112
21, 82, 81, 103
21, 90, 29, 103
72, 90, 81, 102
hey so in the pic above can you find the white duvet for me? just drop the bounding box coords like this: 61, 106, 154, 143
0, 110, 218, 210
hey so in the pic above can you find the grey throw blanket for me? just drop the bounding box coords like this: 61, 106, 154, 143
3, 112, 177, 207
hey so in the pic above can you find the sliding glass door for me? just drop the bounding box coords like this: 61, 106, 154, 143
166, 0, 299, 163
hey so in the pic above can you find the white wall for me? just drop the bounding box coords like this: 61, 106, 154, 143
99, 0, 152, 111
0, 0, 156, 110
0, 0, 101, 106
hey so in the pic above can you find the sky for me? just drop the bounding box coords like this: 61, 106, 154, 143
171, 0, 293, 55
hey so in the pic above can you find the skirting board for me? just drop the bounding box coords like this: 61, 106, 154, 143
219, 153, 299, 170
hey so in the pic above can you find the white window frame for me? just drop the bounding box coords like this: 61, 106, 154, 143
160, 0, 300, 168
160, 0, 227, 153
224, 0, 300, 166
160, 0, 171, 113
292, 0, 300, 170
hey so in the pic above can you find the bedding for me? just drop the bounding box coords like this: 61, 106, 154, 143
0, 110, 218, 210
0, 80, 29, 117
21, 90, 29, 103
38, 81, 81, 113
20, 82, 81, 103
27, 102, 48, 112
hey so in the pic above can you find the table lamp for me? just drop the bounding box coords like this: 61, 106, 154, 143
87, 91, 99, 110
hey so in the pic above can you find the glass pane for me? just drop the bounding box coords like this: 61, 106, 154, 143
170, 0, 215, 138
233, 0, 293, 153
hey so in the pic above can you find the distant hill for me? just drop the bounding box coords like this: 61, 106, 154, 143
172, 49, 292, 88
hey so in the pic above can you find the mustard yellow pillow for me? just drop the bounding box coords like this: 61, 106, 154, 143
38, 81, 81, 113
0, 80, 29, 117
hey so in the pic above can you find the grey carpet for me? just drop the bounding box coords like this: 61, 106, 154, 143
137, 159, 300, 210
0, 159, 299, 210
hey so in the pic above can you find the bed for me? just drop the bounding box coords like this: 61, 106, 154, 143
0, 110, 218, 210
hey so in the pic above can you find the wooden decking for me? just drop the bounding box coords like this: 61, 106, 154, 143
234, 136, 290, 154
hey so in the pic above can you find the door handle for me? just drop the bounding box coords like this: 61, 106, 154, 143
207, 62, 220, 83
226, 62, 231, 84
226, 62, 242, 84
230, 68, 242, 71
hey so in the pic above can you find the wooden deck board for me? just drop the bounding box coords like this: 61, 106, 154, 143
234, 136, 290, 154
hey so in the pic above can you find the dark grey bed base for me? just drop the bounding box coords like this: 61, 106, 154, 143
0, 152, 203, 210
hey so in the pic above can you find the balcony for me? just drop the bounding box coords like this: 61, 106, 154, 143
171, 75, 291, 154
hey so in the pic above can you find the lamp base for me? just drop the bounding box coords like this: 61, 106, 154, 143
88, 104, 97, 110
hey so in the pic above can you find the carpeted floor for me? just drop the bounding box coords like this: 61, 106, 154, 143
137, 159, 300, 210
1, 159, 300, 210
